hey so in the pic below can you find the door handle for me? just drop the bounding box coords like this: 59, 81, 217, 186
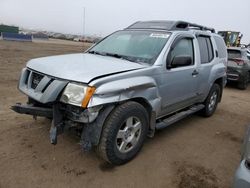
192, 70, 199, 76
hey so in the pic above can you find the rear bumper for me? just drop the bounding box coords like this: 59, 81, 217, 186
11, 103, 53, 118
227, 68, 247, 82
227, 73, 240, 81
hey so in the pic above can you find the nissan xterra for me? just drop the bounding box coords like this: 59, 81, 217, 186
12, 21, 227, 165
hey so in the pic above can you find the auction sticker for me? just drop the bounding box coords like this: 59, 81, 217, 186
150, 33, 170, 38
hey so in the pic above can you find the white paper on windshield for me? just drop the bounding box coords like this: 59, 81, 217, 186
150, 33, 170, 38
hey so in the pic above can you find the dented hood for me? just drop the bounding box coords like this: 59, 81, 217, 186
27, 53, 146, 83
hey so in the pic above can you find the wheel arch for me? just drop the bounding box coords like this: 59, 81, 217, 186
130, 98, 156, 137
214, 77, 224, 102
131, 97, 152, 117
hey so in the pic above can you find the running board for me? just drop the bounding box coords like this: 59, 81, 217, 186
155, 104, 205, 130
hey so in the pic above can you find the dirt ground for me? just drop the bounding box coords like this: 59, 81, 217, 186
0, 40, 250, 188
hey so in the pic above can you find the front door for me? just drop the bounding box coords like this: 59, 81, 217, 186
159, 36, 199, 116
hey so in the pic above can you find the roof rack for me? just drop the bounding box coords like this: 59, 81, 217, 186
126, 21, 215, 33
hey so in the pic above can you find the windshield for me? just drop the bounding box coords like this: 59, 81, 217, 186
88, 30, 171, 64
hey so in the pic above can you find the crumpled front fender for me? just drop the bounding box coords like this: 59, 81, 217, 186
88, 76, 161, 116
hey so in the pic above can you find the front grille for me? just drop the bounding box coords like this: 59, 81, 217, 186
31, 72, 44, 89
42, 79, 54, 92
25, 70, 31, 85
19, 68, 65, 103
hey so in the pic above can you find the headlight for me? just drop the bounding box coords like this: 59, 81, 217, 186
242, 126, 250, 163
60, 83, 95, 108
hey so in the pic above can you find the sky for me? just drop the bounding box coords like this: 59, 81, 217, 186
0, 0, 250, 43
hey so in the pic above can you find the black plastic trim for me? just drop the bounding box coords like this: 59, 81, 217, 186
11, 103, 53, 118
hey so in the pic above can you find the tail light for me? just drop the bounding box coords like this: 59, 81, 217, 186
233, 58, 245, 66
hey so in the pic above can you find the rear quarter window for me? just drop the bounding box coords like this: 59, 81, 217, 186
227, 49, 242, 59
214, 36, 227, 58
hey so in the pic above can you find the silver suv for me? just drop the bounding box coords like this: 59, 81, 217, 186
12, 21, 227, 165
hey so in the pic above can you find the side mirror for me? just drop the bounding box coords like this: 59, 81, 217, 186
169, 55, 192, 68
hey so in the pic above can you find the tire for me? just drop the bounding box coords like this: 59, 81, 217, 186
96, 101, 149, 165
237, 74, 249, 90
201, 83, 221, 117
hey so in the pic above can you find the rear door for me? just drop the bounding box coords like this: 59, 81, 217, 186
195, 35, 217, 100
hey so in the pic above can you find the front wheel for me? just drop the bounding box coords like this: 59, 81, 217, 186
201, 83, 221, 117
96, 101, 149, 165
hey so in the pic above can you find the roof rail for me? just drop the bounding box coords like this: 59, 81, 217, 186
126, 21, 215, 33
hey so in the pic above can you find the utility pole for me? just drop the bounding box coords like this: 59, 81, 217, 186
83, 7, 85, 39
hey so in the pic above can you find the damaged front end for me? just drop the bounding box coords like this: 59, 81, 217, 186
11, 68, 109, 151
12, 67, 159, 152
11, 99, 109, 150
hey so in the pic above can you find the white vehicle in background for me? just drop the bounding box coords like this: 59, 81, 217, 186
233, 126, 250, 188
73, 38, 81, 42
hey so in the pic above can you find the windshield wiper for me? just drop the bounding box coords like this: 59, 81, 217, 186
105, 52, 123, 58
89, 51, 144, 64
88, 51, 124, 60
88, 50, 106, 56
105, 53, 137, 63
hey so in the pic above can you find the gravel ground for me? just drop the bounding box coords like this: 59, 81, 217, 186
0, 40, 249, 188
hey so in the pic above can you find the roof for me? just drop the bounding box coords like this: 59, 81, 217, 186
126, 21, 215, 33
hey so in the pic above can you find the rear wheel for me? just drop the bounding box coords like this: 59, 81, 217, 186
201, 83, 221, 117
96, 101, 149, 165
237, 74, 249, 90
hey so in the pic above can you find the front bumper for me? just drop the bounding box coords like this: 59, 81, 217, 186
11, 103, 53, 118
11, 102, 100, 124
11, 101, 113, 150
233, 160, 250, 188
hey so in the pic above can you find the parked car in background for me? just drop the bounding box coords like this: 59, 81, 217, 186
227, 47, 250, 89
233, 126, 250, 188
247, 49, 250, 58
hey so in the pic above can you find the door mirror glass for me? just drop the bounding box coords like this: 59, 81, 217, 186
171, 55, 192, 68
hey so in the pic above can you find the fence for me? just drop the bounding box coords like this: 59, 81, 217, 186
2, 32, 32, 42
32, 33, 49, 40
